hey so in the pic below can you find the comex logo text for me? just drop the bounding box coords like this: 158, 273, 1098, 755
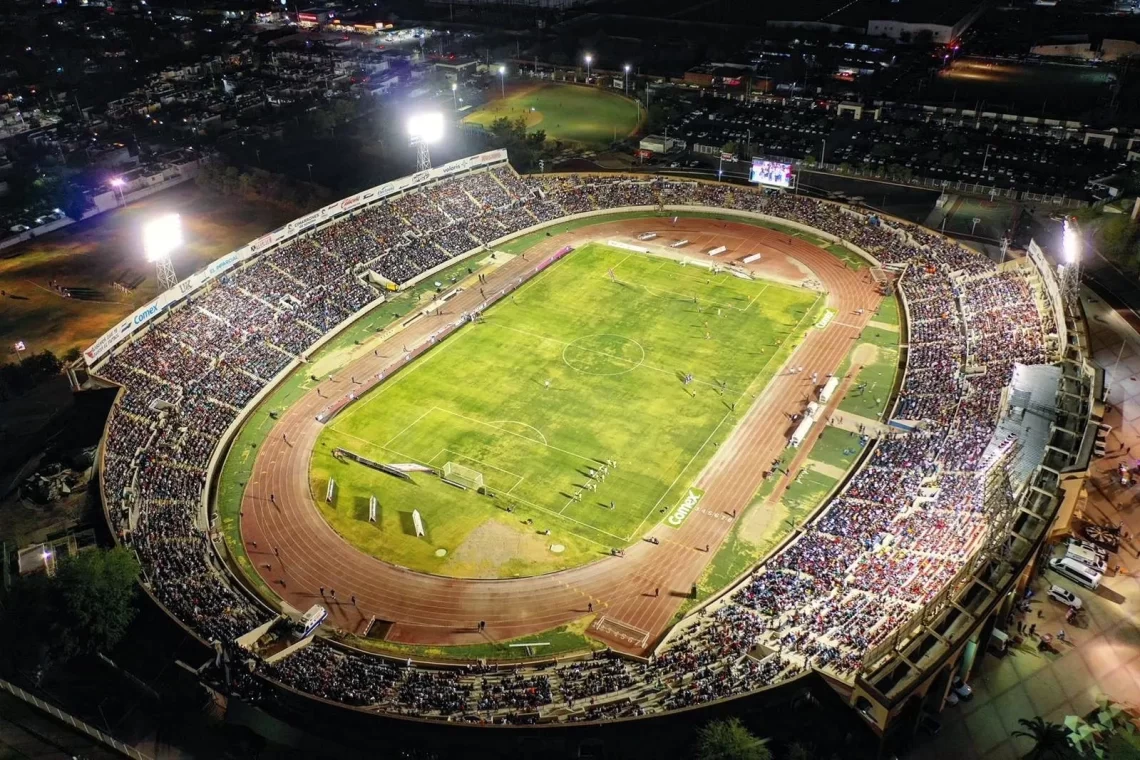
668, 490, 702, 527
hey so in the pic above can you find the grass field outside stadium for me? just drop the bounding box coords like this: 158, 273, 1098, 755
311, 242, 822, 578
461, 82, 641, 148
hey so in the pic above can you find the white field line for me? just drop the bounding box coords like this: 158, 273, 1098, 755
335, 432, 618, 544
627, 290, 825, 540
741, 284, 770, 313
491, 419, 549, 445
436, 447, 525, 493
485, 321, 740, 395
433, 406, 598, 464
382, 407, 437, 449
338, 329, 464, 420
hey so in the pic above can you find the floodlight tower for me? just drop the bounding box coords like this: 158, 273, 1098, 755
407, 112, 443, 172
1060, 217, 1082, 311
142, 213, 183, 292
585, 54, 593, 80
498, 65, 506, 98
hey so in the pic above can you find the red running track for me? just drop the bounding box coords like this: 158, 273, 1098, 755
238, 217, 881, 655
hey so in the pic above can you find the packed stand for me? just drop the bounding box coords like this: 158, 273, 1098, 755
94, 163, 1058, 722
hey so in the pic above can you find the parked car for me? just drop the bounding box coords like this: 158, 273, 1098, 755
1047, 584, 1083, 609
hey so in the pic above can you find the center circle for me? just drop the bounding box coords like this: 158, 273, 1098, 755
561, 334, 645, 376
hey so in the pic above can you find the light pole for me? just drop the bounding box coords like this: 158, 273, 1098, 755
451, 82, 458, 111
110, 177, 125, 207
306, 163, 313, 182
623, 64, 630, 96
498, 65, 505, 98
820, 138, 826, 167
585, 54, 592, 80
142, 213, 182, 292
407, 112, 443, 172
982, 144, 991, 172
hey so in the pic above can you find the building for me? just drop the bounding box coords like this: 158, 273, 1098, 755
296, 8, 331, 27
767, 0, 986, 45
866, 0, 987, 44
1032, 38, 1140, 62
639, 134, 685, 154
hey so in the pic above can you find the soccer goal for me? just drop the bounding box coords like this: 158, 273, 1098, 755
440, 461, 485, 491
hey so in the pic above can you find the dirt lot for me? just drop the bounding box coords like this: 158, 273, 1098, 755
0, 183, 292, 360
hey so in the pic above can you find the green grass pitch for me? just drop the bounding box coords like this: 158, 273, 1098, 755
461, 82, 640, 148
311, 243, 821, 578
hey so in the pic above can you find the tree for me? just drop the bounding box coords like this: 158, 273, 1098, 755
695, 718, 771, 760
0, 546, 140, 674
50, 180, 93, 222
1012, 717, 1082, 760
307, 109, 335, 137
785, 742, 815, 760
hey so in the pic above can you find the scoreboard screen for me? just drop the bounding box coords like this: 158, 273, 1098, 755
749, 159, 793, 188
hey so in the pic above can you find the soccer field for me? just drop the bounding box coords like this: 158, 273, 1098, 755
461, 82, 640, 147
311, 243, 821, 578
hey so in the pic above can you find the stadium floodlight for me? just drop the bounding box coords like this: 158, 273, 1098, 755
142, 213, 182, 291
1060, 216, 1082, 311
407, 112, 444, 171
451, 81, 458, 111
1062, 217, 1080, 266
498, 65, 506, 98
110, 177, 124, 187
585, 53, 592, 79
623, 63, 630, 95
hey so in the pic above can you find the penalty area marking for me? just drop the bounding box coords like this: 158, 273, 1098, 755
427, 447, 525, 493
491, 420, 549, 446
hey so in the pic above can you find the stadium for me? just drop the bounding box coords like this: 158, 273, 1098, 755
87, 150, 1101, 757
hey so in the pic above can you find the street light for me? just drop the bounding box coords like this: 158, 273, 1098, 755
585, 54, 592, 80
110, 177, 125, 207
623, 64, 630, 96
142, 213, 182, 292
820, 138, 826, 166
498, 65, 505, 98
451, 82, 458, 111
407, 112, 444, 172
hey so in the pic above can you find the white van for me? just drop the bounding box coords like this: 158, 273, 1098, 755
1063, 537, 1109, 562
1048, 557, 1102, 590
1064, 545, 1107, 574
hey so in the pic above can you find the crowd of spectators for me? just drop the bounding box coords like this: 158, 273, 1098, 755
94, 163, 1056, 724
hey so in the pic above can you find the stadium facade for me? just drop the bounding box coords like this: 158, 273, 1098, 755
88, 152, 1100, 757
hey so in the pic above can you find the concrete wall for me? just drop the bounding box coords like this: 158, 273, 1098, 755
0, 163, 202, 252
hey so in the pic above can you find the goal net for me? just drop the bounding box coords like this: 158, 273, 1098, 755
441, 461, 484, 491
